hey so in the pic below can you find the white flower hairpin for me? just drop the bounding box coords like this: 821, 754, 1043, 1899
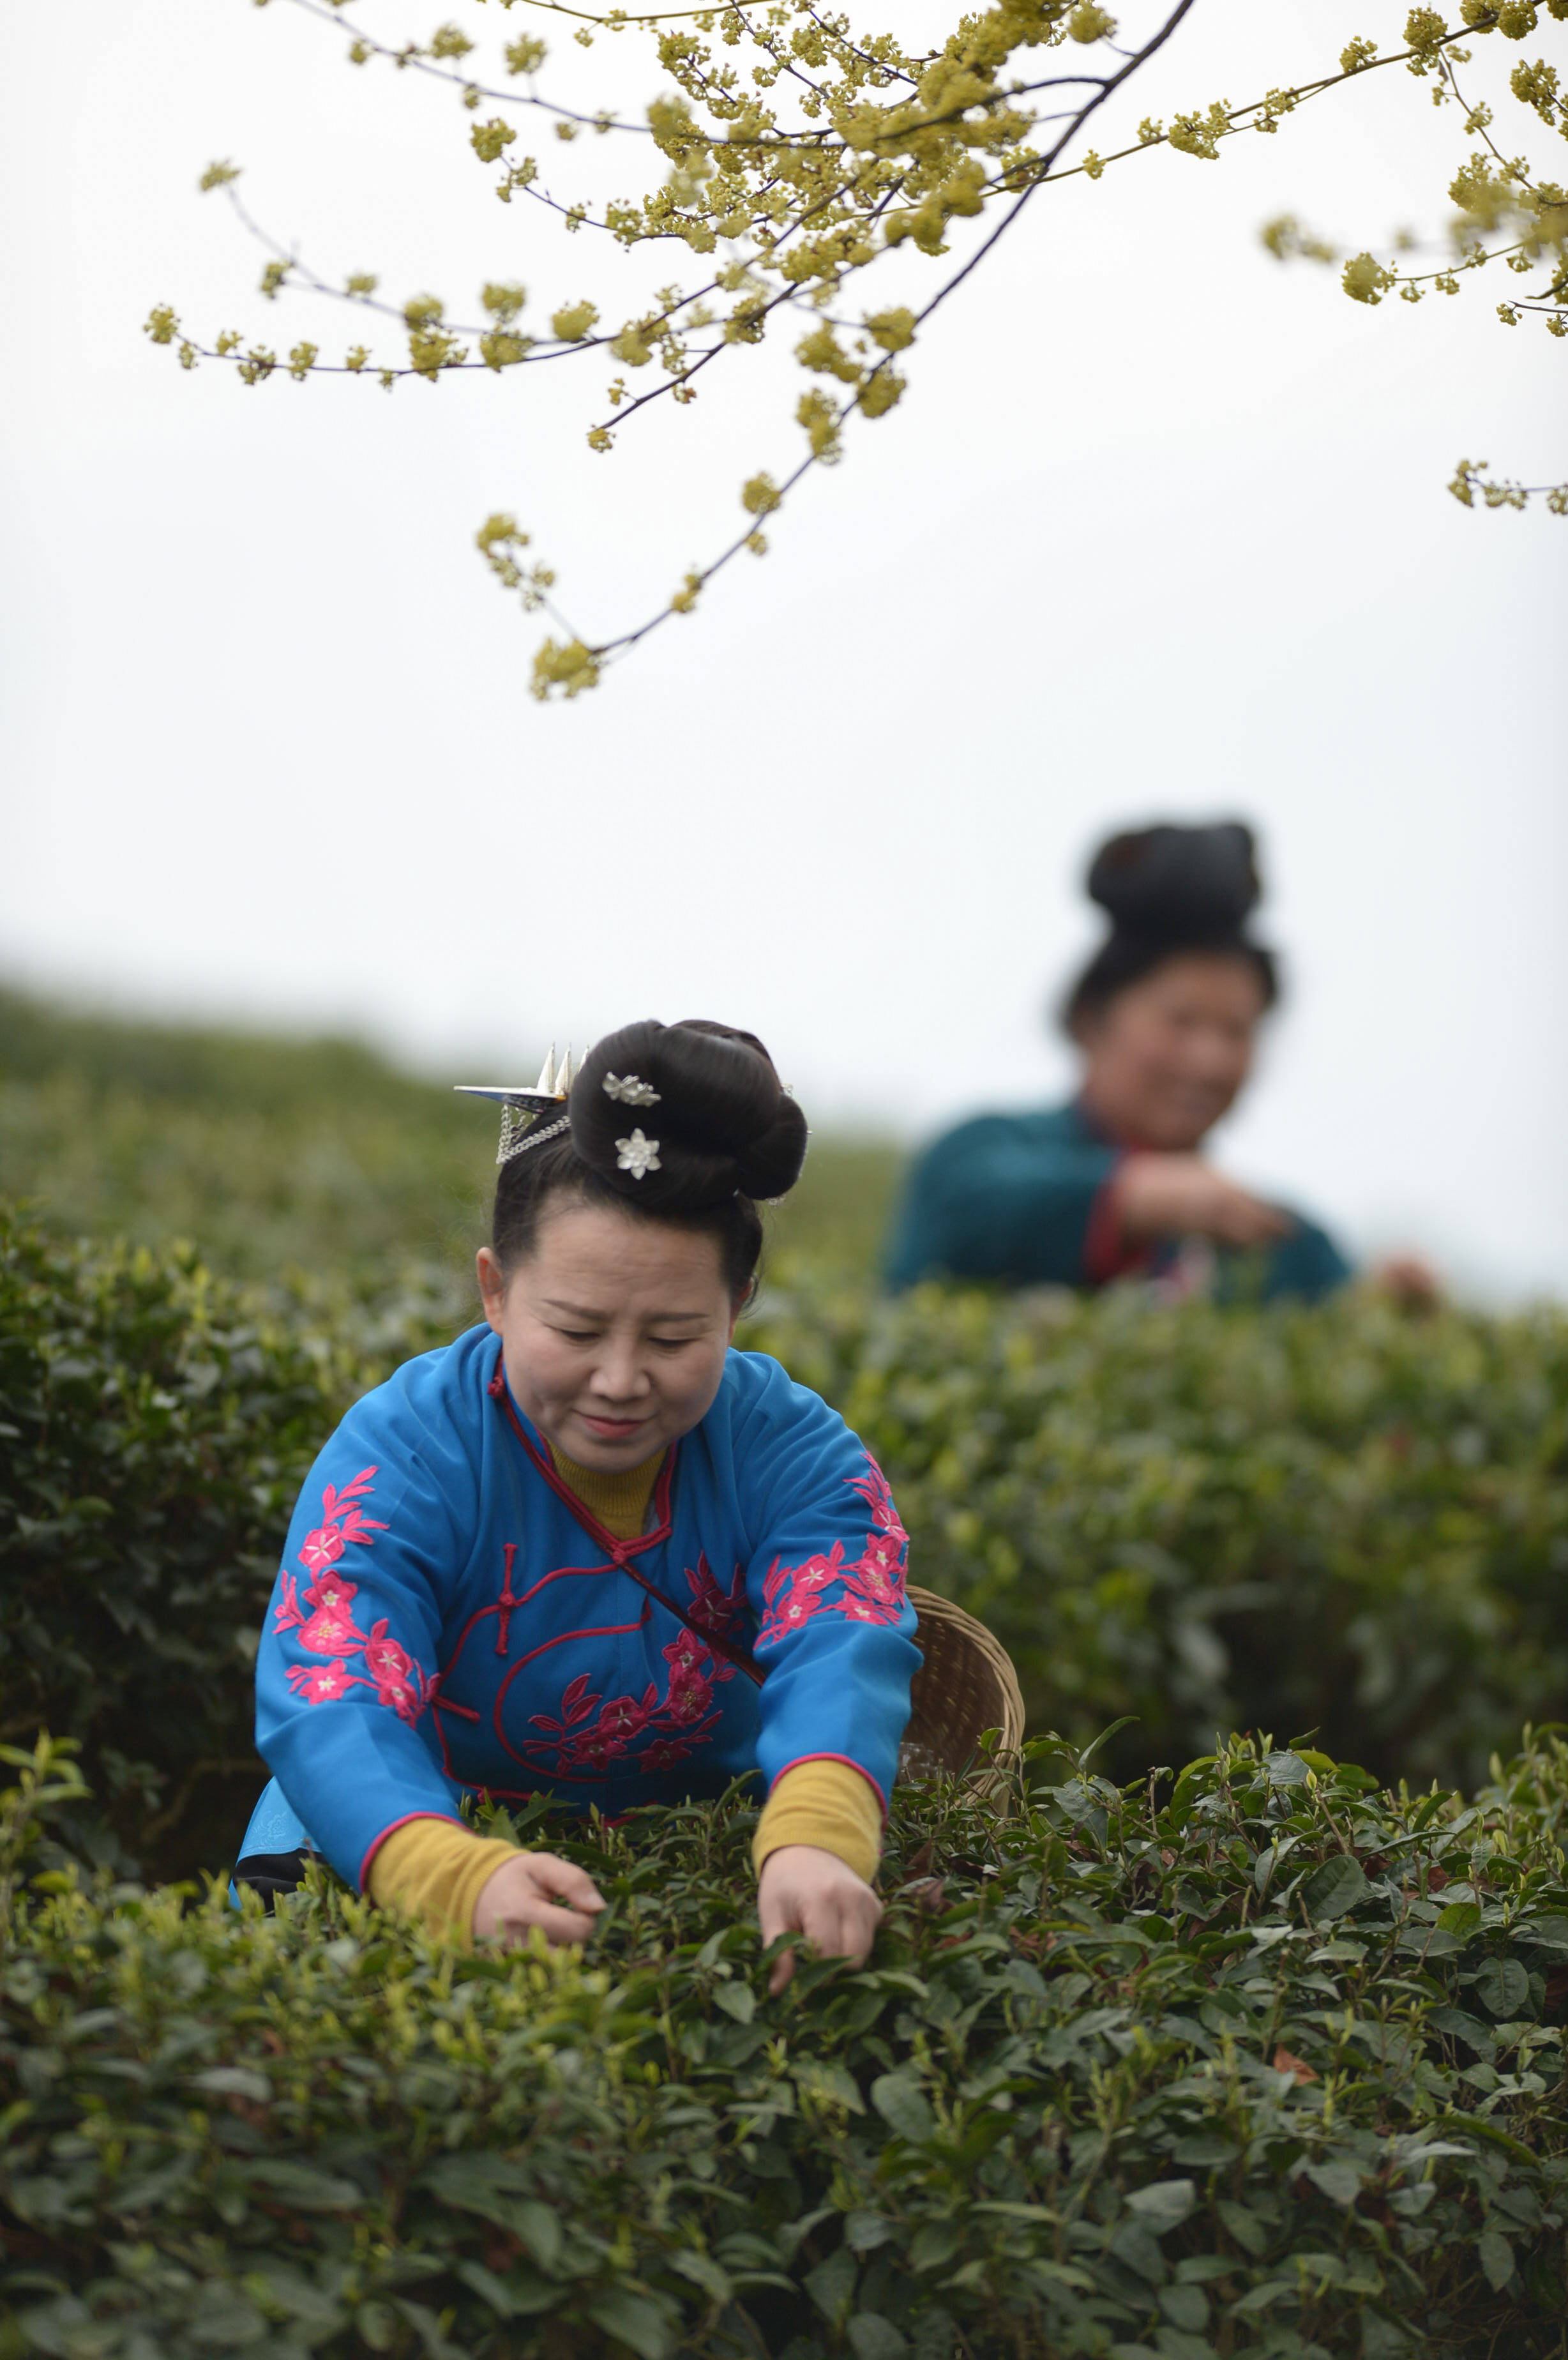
615, 1128, 661, 1179
603, 1072, 660, 1107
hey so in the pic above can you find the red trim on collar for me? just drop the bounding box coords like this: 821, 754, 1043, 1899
488, 1344, 675, 1564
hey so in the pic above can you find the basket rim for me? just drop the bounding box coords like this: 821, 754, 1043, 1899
905, 1583, 1026, 1755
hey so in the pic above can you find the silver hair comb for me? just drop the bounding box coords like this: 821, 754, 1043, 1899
456, 1046, 582, 1165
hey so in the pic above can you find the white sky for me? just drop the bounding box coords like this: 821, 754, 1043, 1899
1, 0, 1564, 1297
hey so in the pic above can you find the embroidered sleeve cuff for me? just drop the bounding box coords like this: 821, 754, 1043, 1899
365, 1817, 518, 1946
751, 1760, 882, 1886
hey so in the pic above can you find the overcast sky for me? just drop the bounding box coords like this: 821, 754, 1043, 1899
2, 0, 1564, 1298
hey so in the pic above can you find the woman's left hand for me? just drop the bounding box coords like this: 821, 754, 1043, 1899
757, 1843, 883, 1995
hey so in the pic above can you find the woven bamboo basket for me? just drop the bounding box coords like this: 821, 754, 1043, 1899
899, 1585, 1025, 1790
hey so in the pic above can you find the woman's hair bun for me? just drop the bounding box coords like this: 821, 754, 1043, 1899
1087, 821, 1261, 944
569, 1019, 808, 1213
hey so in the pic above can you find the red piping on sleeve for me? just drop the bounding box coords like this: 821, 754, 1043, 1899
359, 1810, 464, 1894
768, 1752, 888, 1822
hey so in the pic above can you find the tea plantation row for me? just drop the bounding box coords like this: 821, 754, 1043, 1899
4, 1723, 1567, 2360
4, 1204, 1567, 1875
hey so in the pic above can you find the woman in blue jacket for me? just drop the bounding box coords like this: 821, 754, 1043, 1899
237, 1018, 918, 1983
886, 822, 1355, 1301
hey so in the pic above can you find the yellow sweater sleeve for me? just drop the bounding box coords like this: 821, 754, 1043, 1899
751, 1761, 882, 1886
365, 1817, 519, 1944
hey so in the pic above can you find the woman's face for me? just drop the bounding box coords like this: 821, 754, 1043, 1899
476, 1203, 741, 1472
1077, 953, 1269, 1151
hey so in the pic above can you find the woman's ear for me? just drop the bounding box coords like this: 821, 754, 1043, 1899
476, 1246, 508, 1335
727, 1274, 757, 1343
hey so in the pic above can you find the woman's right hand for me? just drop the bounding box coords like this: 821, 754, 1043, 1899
1113, 1153, 1293, 1252
472, 1850, 607, 1948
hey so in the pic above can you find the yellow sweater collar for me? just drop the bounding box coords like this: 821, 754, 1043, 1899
547, 1441, 666, 1542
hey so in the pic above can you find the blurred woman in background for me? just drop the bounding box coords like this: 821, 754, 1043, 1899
884, 821, 1364, 1302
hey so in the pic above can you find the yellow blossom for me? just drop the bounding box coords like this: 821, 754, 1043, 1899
552, 301, 599, 341
1343, 250, 1398, 302
796, 387, 842, 461
864, 306, 916, 351
531, 638, 601, 699
153, 0, 1564, 673
859, 368, 905, 418
471, 118, 516, 163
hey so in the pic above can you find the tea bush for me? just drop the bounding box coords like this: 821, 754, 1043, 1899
0, 1207, 342, 1877
6, 1202, 1568, 1878
745, 1275, 1568, 1793
3, 1728, 1568, 2360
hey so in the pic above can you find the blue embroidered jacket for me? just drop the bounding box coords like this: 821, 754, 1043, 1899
250, 1326, 920, 1892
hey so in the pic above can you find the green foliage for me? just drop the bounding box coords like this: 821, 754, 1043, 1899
0, 1206, 343, 1878
0, 985, 498, 1292
6, 994, 1568, 2349
4, 1730, 1568, 2357
7, 1208, 1568, 1874
745, 1272, 1568, 1794
0, 989, 901, 1289
6, 985, 1568, 1868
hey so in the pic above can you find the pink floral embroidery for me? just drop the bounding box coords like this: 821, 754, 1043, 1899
755, 1455, 910, 1649
524, 1628, 732, 1776
642, 1736, 696, 1772
684, 1553, 748, 1641
598, 1692, 655, 1742
274, 1566, 372, 1655
298, 1469, 386, 1572
272, 1467, 432, 1725
283, 1628, 434, 1723
361, 1624, 412, 1687
848, 1458, 905, 1537
287, 1658, 357, 1704
295, 1574, 372, 1657
363, 1621, 433, 1724
529, 1672, 603, 1738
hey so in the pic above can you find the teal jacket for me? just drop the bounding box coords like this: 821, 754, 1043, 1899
884, 1101, 1351, 1302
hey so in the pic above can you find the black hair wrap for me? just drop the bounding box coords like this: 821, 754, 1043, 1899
1088, 821, 1262, 944
568, 1019, 808, 1214
1062, 820, 1279, 1031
